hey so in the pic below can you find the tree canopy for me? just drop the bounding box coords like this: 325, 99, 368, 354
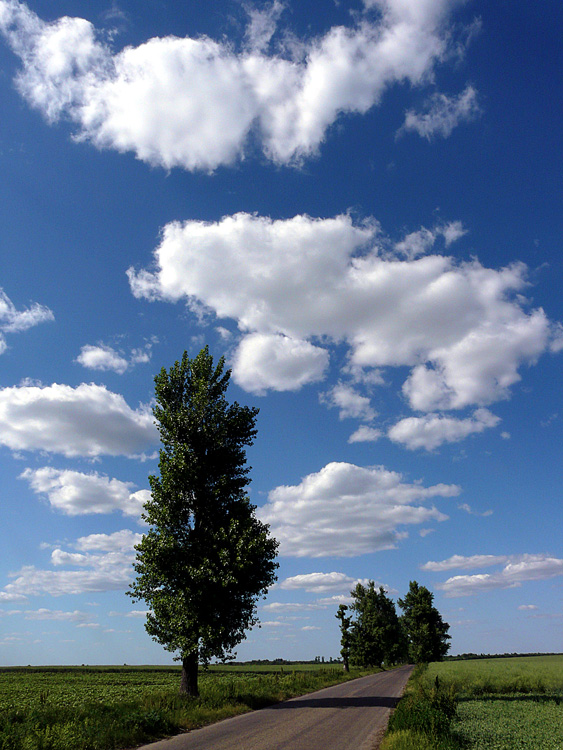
128, 347, 279, 695
349, 582, 406, 668
337, 580, 450, 668
398, 580, 451, 663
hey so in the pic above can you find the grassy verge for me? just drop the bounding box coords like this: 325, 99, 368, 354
0, 665, 374, 750
380, 664, 460, 750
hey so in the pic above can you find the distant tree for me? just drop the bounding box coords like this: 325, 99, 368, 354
128, 347, 279, 696
348, 582, 406, 668
336, 604, 352, 672
398, 581, 450, 663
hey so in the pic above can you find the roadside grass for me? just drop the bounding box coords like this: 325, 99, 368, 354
380, 664, 459, 750
382, 656, 563, 750
0, 664, 375, 750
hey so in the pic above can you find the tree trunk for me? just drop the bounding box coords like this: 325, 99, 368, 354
180, 651, 199, 696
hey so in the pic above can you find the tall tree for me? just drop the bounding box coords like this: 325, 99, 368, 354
128, 347, 279, 696
398, 581, 450, 663
348, 582, 405, 668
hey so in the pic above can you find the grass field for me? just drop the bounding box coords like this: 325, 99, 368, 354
0, 663, 372, 750
382, 655, 563, 750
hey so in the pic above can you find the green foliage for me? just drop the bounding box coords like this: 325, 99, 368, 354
348, 582, 406, 668
0, 665, 372, 750
398, 581, 450, 663
387, 669, 457, 739
128, 348, 279, 687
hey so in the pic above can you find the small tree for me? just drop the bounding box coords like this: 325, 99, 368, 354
348, 582, 405, 668
398, 581, 450, 663
128, 347, 278, 696
336, 604, 352, 672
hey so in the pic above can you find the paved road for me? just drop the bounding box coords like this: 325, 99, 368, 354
137, 665, 413, 750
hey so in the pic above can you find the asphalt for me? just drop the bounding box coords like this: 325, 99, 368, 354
135, 664, 414, 750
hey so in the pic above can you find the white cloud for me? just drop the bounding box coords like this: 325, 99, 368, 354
108, 609, 149, 619
20, 467, 149, 518
263, 601, 322, 612
280, 572, 370, 594
430, 554, 563, 597
394, 227, 436, 260
348, 425, 382, 443
263, 594, 354, 612
76, 340, 156, 374
388, 408, 501, 451
76, 345, 129, 374
441, 220, 467, 247
232, 333, 328, 394
0, 0, 464, 170
0, 530, 141, 600
394, 222, 467, 259
128, 212, 559, 412
75, 529, 142, 552
23, 608, 93, 624
398, 85, 481, 140
0, 287, 54, 353
244, 0, 285, 54
259, 461, 459, 557
518, 604, 538, 611
458, 502, 493, 517
320, 383, 376, 421
0, 382, 158, 457
421, 554, 510, 572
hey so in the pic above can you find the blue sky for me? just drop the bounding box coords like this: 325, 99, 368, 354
0, 0, 562, 666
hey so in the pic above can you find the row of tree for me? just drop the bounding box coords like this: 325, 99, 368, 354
336, 580, 450, 669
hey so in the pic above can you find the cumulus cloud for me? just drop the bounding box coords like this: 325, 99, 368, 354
398, 85, 481, 140
258, 461, 459, 557
0, 288, 53, 352
280, 572, 370, 594
0, 382, 158, 457
231, 333, 328, 394
388, 408, 501, 451
263, 595, 353, 612
244, 0, 285, 54
128, 212, 560, 413
424, 553, 563, 597
20, 467, 149, 518
0, 530, 141, 600
394, 222, 467, 259
320, 383, 376, 421
75, 340, 156, 374
348, 425, 382, 443
421, 554, 510, 572
0, 0, 467, 170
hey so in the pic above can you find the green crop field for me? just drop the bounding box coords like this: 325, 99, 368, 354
0, 663, 370, 750
381, 656, 563, 750
428, 655, 563, 750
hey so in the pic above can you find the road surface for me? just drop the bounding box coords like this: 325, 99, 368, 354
137, 665, 413, 750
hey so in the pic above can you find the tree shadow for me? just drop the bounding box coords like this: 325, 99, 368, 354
270, 695, 401, 710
